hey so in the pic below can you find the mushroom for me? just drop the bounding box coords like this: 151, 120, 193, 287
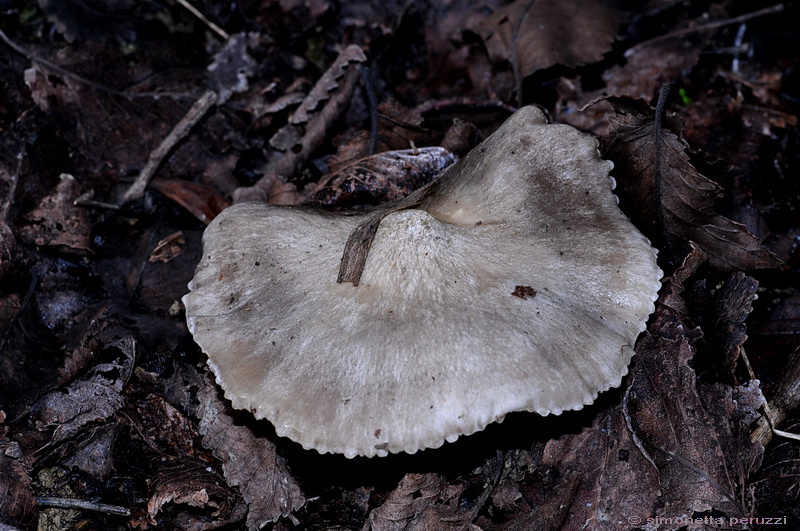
182, 106, 662, 458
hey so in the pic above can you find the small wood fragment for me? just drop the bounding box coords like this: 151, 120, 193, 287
122, 90, 218, 203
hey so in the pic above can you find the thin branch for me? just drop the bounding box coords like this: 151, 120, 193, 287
360, 68, 378, 155
643, 4, 784, 47
0, 29, 196, 102
121, 89, 218, 203
37, 496, 130, 516
744, 347, 800, 446
173, 0, 229, 40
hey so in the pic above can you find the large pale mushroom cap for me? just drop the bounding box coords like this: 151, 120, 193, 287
183, 106, 662, 458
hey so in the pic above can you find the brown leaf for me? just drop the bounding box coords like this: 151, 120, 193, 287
197, 375, 305, 530
440, 117, 478, 156
22, 56, 196, 181
0, 442, 37, 528
134, 394, 198, 458
151, 179, 232, 225
148, 232, 187, 264
17, 173, 92, 254
364, 473, 477, 531
415, 0, 504, 99
146, 463, 246, 528
490, 481, 522, 511
534, 263, 761, 527
625, 333, 741, 518
601, 102, 783, 271
501, 467, 580, 530
474, 0, 625, 79
603, 34, 707, 100
30, 334, 135, 445
62, 424, 119, 479
304, 147, 455, 208
374, 99, 437, 153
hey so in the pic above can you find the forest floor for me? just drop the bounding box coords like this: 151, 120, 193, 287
1, 1, 799, 529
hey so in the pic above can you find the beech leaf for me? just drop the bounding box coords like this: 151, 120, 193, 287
535, 261, 762, 528
364, 473, 478, 531
18, 173, 91, 254
474, 0, 624, 79
600, 102, 783, 271
197, 375, 305, 530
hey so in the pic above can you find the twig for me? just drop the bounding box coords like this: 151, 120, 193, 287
74, 190, 122, 211
0, 29, 196, 102
745, 347, 800, 447
233, 45, 366, 203
360, 68, 378, 155
731, 23, 748, 73
642, 4, 784, 48
121, 89, 218, 203
172, 0, 229, 40
37, 496, 130, 516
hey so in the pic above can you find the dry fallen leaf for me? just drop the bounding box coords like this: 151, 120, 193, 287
152, 179, 232, 225
62, 424, 120, 479
709, 272, 759, 381
600, 99, 783, 271
146, 463, 246, 528
474, 0, 625, 82
196, 375, 305, 530
30, 334, 135, 445
0, 441, 37, 528
148, 232, 187, 264
531, 251, 763, 528
17, 173, 92, 254
304, 147, 455, 207
603, 33, 707, 100
364, 473, 479, 531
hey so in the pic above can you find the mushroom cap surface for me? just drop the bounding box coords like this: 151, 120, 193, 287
183, 106, 662, 458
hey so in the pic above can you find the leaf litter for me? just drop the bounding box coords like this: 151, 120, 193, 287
0, 0, 798, 529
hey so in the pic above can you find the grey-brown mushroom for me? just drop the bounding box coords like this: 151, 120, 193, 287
183, 106, 662, 458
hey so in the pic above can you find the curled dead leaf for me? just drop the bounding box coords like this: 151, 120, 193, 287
304, 147, 455, 207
